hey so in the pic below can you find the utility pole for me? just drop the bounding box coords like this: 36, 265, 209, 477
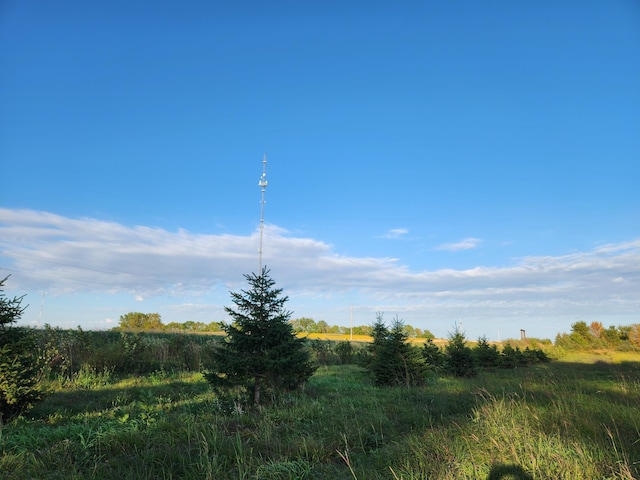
258, 154, 268, 272
350, 305, 353, 341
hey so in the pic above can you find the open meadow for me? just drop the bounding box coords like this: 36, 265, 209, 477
1, 348, 639, 479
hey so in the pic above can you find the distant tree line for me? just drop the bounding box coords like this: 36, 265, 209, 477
113, 311, 435, 339
289, 316, 435, 339
113, 312, 223, 333
555, 321, 640, 351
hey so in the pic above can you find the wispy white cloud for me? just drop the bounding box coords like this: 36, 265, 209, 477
1, 209, 639, 337
380, 228, 409, 239
436, 237, 482, 251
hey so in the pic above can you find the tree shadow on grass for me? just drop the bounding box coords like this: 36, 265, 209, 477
30, 375, 212, 419
487, 464, 533, 480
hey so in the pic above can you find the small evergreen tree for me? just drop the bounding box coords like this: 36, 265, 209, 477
422, 338, 445, 371
473, 336, 501, 368
205, 268, 315, 405
369, 312, 388, 351
500, 342, 525, 368
444, 324, 477, 377
369, 314, 429, 387
522, 346, 550, 364
0, 275, 44, 423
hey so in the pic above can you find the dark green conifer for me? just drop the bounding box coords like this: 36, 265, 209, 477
444, 325, 477, 377
369, 314, 429, 387
206, 268, 315, 405
0, 275, 44, 423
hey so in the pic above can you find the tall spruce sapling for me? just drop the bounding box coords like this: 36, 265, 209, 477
473, 336, 501, 368
206, 267, 315, 406
444, 324, 478, 377
422, 337, 445, 371
369, 313, 429, 387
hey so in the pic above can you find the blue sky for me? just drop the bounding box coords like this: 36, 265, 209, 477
1, 1, 639, 340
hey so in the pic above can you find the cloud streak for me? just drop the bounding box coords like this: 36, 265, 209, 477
436, 237, 482, 251
1, 209, 639, 336
380, 228, 409, 239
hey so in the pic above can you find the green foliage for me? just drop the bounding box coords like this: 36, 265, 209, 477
0, 277, 25, 329
628, 324, 640, 348
369, 312, 388, 351
555, 322, 639, 351
309, 339, 336, 366
602, 325, 622, 346
617, 325, 632, 341
290, 316, 317, 333
570, 321, 594, 347
444, 325, 478, 377
334, 341, 354, 364
117, 312, 164, 331
308, 340, 367, 366
422, 338, 445, 371
522, 346, 550, 364
33, 327, 218, 377
473, 336, 501, 368
416, 328, 435, 339
351, 324, 372, 336
368, 313, 429, 387
206, 267, 316, 405
0, 276, 44, 423
500, 342, 526, 369
0, 330, 44, 423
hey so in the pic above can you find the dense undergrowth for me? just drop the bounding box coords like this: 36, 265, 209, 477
1, 356, 639, 479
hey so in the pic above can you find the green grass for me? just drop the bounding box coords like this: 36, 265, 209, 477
2, 357, 639, 479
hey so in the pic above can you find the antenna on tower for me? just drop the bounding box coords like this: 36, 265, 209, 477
258, 153, 268, 272
38, 291, 46, 328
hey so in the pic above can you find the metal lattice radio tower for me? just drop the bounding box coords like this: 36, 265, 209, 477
258, 154, 268, 272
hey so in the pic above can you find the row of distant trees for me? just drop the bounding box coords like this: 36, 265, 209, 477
115, 314, 640, 353
289, 317, 435, 338
114, 312, 435, 338
114, 312, 223, 333
365, 314, 550, 387
555, 321, 640, 350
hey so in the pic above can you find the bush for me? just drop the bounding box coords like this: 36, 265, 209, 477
334, 341, 354, 364
309, 340, 338, 366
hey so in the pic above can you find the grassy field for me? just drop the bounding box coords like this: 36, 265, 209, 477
1, 353, 639, 479
303, 332, 449, 346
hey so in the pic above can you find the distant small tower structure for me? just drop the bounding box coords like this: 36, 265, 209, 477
258, 154, 268, 272
520, 329, 526, 340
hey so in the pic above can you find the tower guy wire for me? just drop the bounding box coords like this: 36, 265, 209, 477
258, 154, 268, 273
